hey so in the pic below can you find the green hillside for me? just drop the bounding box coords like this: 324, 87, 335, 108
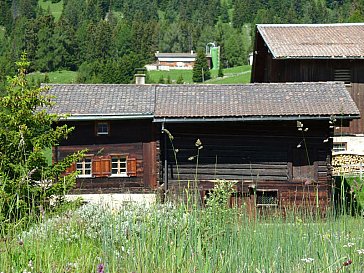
38, 0, 64, 20
1, 0, 363, 85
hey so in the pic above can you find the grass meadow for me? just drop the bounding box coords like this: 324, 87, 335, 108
27, 66, 251, 85
38, 0, 64, 21
27, 70, 78, 84
148, 65, 251, 84
1, 200, 364, 273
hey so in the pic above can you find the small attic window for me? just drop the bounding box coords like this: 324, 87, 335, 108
96, 122, 109, 135
334, 69, 351, 84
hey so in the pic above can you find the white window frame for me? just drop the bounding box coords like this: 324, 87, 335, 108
96, 122, 109, 135
110, 156, 128, 177
76, 158, 92, 178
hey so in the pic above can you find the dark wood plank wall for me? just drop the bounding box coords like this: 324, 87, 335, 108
162, 121, 332, 203
274, 59, 364, 83
337, 83, 364, 134
251, 33, 268, 83
56, 119, 158, 193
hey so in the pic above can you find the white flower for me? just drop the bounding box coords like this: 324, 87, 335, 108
357, 249, 364, 255
28, 260, 33, 269
301, 258, 314, 263
343, 242, 355, 248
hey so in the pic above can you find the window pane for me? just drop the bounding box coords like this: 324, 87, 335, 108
97, 123, 109, 135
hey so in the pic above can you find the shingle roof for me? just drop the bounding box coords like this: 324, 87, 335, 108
257, 23, 364, 59
154, 82, 359, 120
45, 82, 359, 121
45, 84, 155, 118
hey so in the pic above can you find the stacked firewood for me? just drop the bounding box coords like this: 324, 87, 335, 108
332, 154, 364, 175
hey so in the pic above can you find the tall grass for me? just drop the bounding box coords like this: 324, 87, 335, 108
1, 202, 363, 272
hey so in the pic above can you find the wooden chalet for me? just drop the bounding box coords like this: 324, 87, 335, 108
47, 82, 359, 210
251, 23, 364, 138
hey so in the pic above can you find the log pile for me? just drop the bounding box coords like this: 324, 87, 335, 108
332, 154, 364, 175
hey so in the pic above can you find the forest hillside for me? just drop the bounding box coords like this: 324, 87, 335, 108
0, 0, 363, 85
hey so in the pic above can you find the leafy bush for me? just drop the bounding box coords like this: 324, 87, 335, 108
0, 53, 83, 230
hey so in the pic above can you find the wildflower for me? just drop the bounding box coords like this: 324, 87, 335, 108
28, 260, 33, 269
97, 263, 105, 273
343, 242, 355, 248
195, 139, 202, 147
357, 249, 364, 255
301, 258, 314, 263
343, 259, 352, 266
18, 239, 24, 246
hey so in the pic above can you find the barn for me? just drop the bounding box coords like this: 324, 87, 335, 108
251, 23, 364, 153
47, 82, 359, 209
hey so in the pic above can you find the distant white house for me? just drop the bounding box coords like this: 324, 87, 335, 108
145, 51, 212, 71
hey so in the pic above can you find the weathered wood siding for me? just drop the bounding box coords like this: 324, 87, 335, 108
162, 121, 332, 207
55, 119, 159, 193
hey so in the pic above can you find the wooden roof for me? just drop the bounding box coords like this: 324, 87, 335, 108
46, 84, 155, 119
154, 82, 359, 121
46, 82, 359, 121
257, 23, 364, 59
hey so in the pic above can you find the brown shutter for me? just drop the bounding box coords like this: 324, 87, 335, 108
92, 156, 111, 177
65, 163, 76, 175
92, 157, 102, 177
101, 156, 111, 176
127, 158, 137, 177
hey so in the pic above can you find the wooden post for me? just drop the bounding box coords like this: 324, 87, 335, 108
162, 123, 168, 193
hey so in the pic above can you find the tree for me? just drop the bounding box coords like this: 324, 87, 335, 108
176, 74, 184, 84
193, 50, 211, 83
220, 1, 230, 23
0, 53, 83, 225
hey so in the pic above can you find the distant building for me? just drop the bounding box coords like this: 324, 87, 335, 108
145, 51, 212, 71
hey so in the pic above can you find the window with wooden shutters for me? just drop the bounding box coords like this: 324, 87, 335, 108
110, 156, 127, 177
127, 158, 137, 177
76, 158, 92, 177
92, 156, 111, 177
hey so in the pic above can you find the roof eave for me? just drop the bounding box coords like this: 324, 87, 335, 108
58, 114, 154, 121
153, 115, 360, 123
